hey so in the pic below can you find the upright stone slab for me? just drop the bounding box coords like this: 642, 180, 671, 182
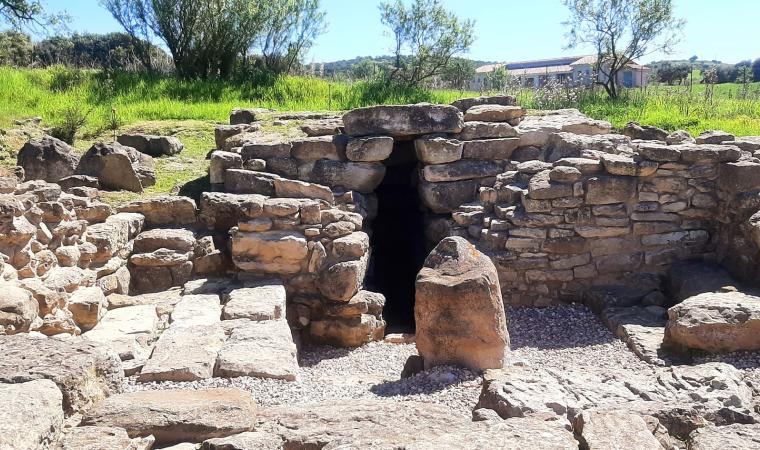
342, 104, 464, 137
415, 236, 509, 370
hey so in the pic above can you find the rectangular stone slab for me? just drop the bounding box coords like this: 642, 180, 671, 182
215, 320, 299, 381
139, 323, 226, 382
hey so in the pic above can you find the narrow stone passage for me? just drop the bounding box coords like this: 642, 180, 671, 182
366, 141, 428, 333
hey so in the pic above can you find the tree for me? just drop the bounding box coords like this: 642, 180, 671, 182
379, 0, 475, 87
441, 57, 475, 90
0, 30, 33, 66
753, 58, 760, 82
485, 66, 508, 91
256, 0, 327, 74
562, 0, 685, 99
102, 0, 269, 79
0, 0, 67, 30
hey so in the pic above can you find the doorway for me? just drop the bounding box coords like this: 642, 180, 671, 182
366, 140, 428, 333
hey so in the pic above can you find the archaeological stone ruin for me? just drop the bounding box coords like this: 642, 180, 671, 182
3, 96, 760, 448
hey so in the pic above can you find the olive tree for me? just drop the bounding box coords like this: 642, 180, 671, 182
380, 0, 475, 87
256, 0, 326, 74
102, 0, 325, 78
563, 0, 684, 98
0, 0, 67, 30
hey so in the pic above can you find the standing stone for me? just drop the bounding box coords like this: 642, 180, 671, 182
76, 142, 155, 192
17, 135, 79, 183
415, 237, 509, 370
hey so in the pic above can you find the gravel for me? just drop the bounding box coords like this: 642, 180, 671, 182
125, 305, 656, 415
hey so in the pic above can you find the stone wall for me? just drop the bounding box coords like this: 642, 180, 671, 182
204, 100, 760, 346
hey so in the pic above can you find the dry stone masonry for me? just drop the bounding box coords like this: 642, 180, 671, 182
4, 96, 760, 448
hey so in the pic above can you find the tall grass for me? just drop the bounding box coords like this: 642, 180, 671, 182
0, 66, 474, 135
510, 82, 760, 136
2, 66, 760, 137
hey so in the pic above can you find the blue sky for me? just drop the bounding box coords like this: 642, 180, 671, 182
40, 0, 759, 64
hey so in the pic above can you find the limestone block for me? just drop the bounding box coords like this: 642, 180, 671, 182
139, 323, 225, 382
414, 136, 463, 164
343, 104, 463, 137
215, 320, 298, 380
346, 136, 394, 162
232, 231, 308, 274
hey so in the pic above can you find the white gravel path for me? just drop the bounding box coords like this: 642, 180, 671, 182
125, 305, 655, 416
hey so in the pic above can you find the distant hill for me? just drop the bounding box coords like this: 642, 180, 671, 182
317, 55, 497, 78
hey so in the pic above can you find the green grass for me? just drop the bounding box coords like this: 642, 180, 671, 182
512, 82, 760, 136
0, 66, 474, 134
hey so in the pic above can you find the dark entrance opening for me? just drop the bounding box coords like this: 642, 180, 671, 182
366, 140, 428, 333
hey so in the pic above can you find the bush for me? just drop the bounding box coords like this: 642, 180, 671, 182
50, 96, 92, 144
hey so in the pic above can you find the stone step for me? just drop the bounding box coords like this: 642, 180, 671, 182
138, 323, 226, 382
215, 320, 299, 381
170, 294, 222, 327
83, 305, 160, 363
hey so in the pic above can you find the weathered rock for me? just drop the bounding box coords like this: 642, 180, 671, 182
718, 160, 760, 192
133, 228, 196, 254
299, 118, 343, 137
222, 282, 286, 321
346, 136, 394, 162
84, 304, 159, 361
255, 399, 577, 449
199, 192, 266, 232
0, 283, 39, 334
451, 95, 516, 112
215, 320, 298, 380
308, 159, 385, 193
68, 286, 107, 332
232, 230, 308, 274
290, 135, 345, 161
419, 179, 479, 213
117, 133, 184, 157
462, 138, 520, 160
58, 426, 155, 450
586, 176, 637, 205
309, 314, 385, 347
677, 143, 741, 163
230, 108, 261, 125
689, 424, 760, 450
574, 410, 663, 450
343, 104, 464, 137
665, 130, 694, 145
209, 151, 244, 188
0, 334, 122, 414
464, 104, 525, 122
454, 121, 517, 140
170, 294, 222, 327
623, 121, 668, 141
81, 389, 256, 445
517, 110, 613, 148
17, 135, 78, 182
0, 379, 64, 450
601, 153, 658, 176
224, 169, 279, 196
76, 142, 155, 192
202, 431, 283, 450
214, 124, 259, 149
415, 237, 508, 370
118, 196, 197, 226
414, 136, 463, 164
664, 291, 760, 353
423, 159, 504, 182
317, 255, 368, 302
139, 323, 225, 382
273, 177, 334, 203
696, 129, 734, 144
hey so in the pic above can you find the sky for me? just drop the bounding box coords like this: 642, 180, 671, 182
39, 0, 760, 65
